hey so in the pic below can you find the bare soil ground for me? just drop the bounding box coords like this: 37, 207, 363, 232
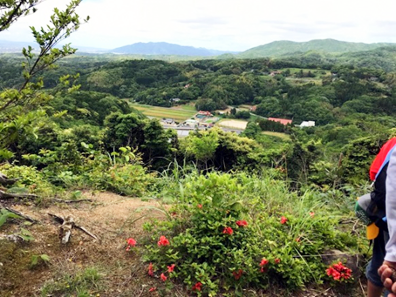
217, 120, 248, 130
0, 192, 180, 297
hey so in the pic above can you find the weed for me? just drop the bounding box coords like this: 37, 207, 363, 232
41, 267, 102, 297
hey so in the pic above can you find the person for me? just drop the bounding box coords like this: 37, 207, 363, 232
362, 138, 396, 297
378, 147, 396, 297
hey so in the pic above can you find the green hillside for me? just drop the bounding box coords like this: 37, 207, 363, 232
239, 38, 394, 58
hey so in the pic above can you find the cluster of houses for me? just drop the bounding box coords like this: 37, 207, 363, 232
181, 111, 216, 128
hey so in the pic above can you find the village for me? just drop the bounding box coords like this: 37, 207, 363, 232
159, 108, 315, 138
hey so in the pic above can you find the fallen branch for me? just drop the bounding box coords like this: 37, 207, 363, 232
0, 190, 38, 200
4, 207, 38, 223
0, 173, 19, 186
53, 199, 93, 204
74, 225, 98, 241
60, 216, 74, 244
48, 213, 98, 243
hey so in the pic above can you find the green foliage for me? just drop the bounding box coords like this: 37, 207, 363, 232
143, 172, 360, 295
0, 163, 58, 197
0, 0, 42, 32
18, 228, 35, 241
0, 208, 21, 228
30, 254, 50, 268
40, 267, 102, 297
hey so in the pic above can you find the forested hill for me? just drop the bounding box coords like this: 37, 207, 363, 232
111, 42, 235, 56
238, 39, 395, 58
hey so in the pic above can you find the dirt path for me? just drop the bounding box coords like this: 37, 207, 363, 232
0, 192, 173, 297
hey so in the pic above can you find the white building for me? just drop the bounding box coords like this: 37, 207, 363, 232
299, 121, 315, 128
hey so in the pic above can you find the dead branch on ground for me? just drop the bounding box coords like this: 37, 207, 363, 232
0, 190, 38, 200
48, 213, 99, 244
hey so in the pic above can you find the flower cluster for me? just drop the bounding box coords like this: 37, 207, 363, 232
148, 262, 154, 276
192, 282, 203, 291
260, 258, 269, 273
236, 220, 248, 227
167, 264, 175, 273
126, 237, 136, 251
232, 269, 243, 280
326, 262, 352, 281
158, 235, 170, 247
222, 226, 233, 235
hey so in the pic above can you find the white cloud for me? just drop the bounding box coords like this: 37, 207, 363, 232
2, 0, 396, 51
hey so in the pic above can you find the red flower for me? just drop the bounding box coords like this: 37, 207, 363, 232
148, 263, 154, 277
274, 258, 281, 264
192, 282, 203, 291
260, 258, 269, 267
167, 264, 175, 273
197, 204, 202, 209
222, 227, 233, 235
309, 212, 315, 218
149, 287, 156, 292
280, 216, 288, 224
160, 273, 167, 281
157, 236, 170, 247
232, 269, 243, 280
127, 238, 136, 246
260, 266, 268, 273
326, 262, 352, 281
236, 220, 248, 227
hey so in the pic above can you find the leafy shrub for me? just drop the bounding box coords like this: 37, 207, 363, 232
142, 172, 361, 295
0, 163, 58, 197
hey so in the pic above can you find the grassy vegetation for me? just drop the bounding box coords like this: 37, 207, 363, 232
41, 267, 103, 297
177, 103, 196, 112
262, 131, 292, 140
130, 103, 196, 121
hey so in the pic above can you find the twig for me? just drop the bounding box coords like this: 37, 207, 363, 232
74, 225, 98, 240
4, 207, 38, 223
53, 199, 93, 204
359, 277, 367, 297
352, 219, 360, 234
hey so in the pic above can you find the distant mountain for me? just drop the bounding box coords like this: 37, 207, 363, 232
0, 40, 109, 53
111, 42, 236, 56
0, 40, 37, 52
238, 39, 395, 58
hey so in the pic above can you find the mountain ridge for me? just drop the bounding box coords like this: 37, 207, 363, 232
110, 41, 237, 56
238, 38, 395, 58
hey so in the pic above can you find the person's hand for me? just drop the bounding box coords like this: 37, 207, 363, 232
379, 260, 396, 295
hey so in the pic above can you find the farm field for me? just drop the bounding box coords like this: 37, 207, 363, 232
262, 131, 291, 140
217, 119, 248, 130
131, 103, 196, 121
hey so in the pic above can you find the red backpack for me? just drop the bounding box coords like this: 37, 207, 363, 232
369, 137, 396, 181
368, 137, 396, 213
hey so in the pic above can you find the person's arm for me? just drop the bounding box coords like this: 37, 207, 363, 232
379, 148, 396, 295
385, 148, 396, 263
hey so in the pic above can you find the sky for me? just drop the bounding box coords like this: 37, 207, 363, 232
2, 0, 396, 52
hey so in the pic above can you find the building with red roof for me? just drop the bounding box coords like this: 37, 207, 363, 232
268, 117, 292, 126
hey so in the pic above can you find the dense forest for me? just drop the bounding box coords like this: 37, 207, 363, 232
1, 1, 395, 296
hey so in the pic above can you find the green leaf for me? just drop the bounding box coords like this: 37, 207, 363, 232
40, 254, 50, 262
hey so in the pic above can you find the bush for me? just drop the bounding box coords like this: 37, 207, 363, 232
141, 172, 361, 295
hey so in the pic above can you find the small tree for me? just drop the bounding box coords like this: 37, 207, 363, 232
0, 0, 88, 160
